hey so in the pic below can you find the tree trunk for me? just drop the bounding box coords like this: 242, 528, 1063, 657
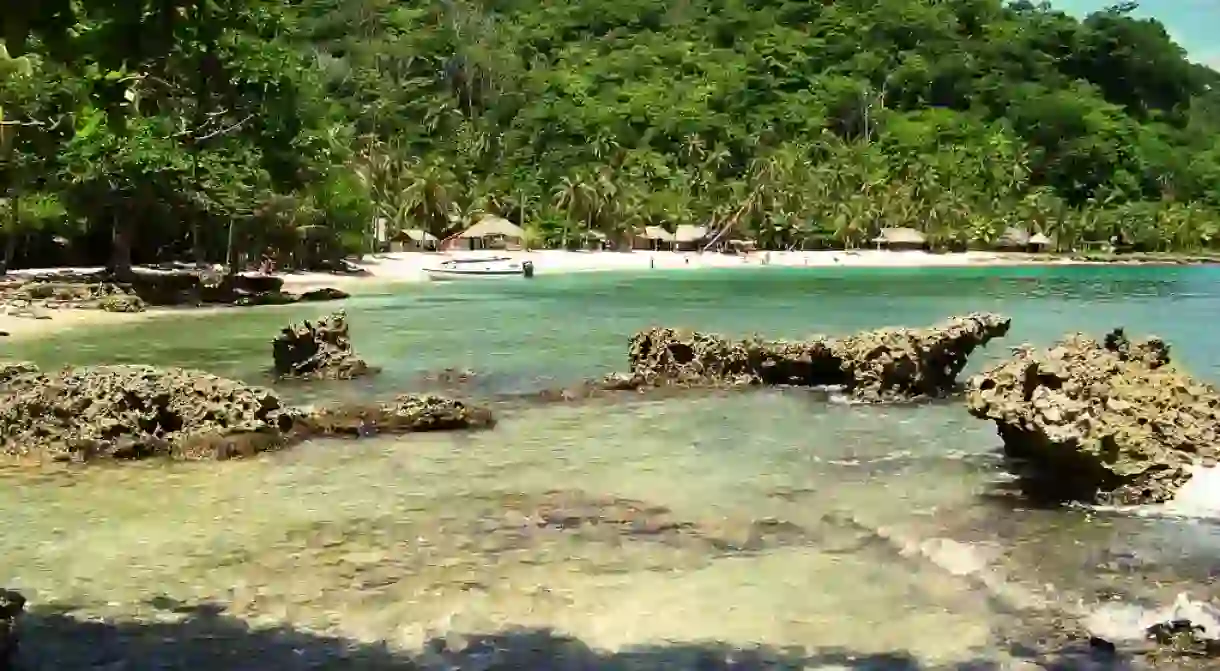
191, 214, 205, 267
2, 196, 17, 273
109, 210, 135, 280
2, 235, 15, 274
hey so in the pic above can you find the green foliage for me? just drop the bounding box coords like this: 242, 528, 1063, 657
3, 0, 1220, 268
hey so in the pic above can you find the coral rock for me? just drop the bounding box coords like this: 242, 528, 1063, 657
622, 313, 1010, 401
271, 310, 373, 380
966, 328, 1220, 504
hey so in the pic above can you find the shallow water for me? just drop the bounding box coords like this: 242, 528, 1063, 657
5, 265, 1220, 669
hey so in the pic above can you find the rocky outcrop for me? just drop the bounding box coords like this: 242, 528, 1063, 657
617, 313, 1010, 401
965, 328, 1220, 504
0, 365, 298, 462
0, 364, 493, 464
0, 280, 145, 317
271, 310, 373, 379
0, 589, 25, 671
300, 394, 495, 436
0, 269, 349, 312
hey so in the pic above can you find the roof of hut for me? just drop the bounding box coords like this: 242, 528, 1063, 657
997, 227, 1031, 248
871, 227, 927, 245
458, 216, 525, 239
675, 225, 709, 243
1029, 232, 1053, 246
641, 226, 675, 241
394, 228, 438, 242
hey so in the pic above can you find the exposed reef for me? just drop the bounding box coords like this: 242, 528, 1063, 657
609, 313, 1010, 401
0, 269, 349, 318
0, 363, 491, 464
966, 328, 1220, 504
271, 310, 374, 380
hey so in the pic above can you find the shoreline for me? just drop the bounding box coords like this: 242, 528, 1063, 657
0, 249, 1206, 343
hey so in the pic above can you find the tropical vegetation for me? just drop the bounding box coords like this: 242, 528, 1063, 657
3, 0, 1220, 270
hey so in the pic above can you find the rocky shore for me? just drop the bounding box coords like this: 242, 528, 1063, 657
0, 268, 349, 322
0, 362, 492, 464
966, 328, 1220, 505
602, 313, 1011, 401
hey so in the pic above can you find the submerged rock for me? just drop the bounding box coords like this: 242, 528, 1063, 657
271, 310, 373, 380
0, 361, 38, 387
1088, 593, 1220, 661
300, 394, 495, 436
0, 589, 24, 671
0, 365, 297, 462
965, 329, 1220, 504
298, 287, 350, 302
98, 294, 146, 313
619, 313, 1010, 401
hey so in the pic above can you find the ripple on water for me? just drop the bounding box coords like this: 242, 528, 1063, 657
1, 392, 1055, 668
7, 262, 1220, 668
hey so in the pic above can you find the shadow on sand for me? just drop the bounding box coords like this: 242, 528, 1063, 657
7, 598, 1132, 671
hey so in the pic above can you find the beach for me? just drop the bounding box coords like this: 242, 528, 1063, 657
0, 249, 1060, 342
274, 248, 1064, 289
3, 265, 1219, 669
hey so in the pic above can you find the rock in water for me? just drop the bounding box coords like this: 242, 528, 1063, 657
965, 329, 1220, 504
620, 313, 1010, 401
300, 394, 496, 436
0, 361, 38, 387
0, 365, 297, 462
298, 287, 350, 302
271, 310, 373, 379
0, 589, 24, 671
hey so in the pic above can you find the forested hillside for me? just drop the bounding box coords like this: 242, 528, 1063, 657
2, 0, 1219, 269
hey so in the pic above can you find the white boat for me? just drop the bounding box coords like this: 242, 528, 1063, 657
423, 256, 535, 280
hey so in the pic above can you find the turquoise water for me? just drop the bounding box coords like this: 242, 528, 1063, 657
4, 265, 1220, 669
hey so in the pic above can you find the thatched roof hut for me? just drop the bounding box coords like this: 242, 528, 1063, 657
390, 228, 438, 251
675, 225, 708, 243
641, 226, 675, 242
872, 227, 927, 248
459, 216, 525, 240
997, 227, 1031, 249
393, 228, 438, 243
1029, 232, 1053, 249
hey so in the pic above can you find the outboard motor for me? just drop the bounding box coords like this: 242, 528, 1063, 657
522, 260, 535, 278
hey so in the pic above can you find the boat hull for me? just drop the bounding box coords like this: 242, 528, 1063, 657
423, 268, 525, 280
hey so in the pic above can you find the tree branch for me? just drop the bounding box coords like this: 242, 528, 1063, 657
194, 114, 253, 141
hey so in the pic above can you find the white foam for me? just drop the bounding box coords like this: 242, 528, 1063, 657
1089, 464, 1220, 520
1161, 465, 1220, 518
1087, 593, 1220, 642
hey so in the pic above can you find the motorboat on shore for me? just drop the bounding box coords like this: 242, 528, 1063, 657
423, 256, 535, 280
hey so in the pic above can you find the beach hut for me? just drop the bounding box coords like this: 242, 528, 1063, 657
442, 216, 526, 251
634, 226, 675, 250
996, 227, 1031, 250
872, 227, 927, 251
1028, 233, 1053, 251
390, 228, 438, 252
674, 225, 709, 251
578, 229, 609, 250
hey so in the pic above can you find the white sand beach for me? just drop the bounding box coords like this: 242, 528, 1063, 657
276, 248, 1067, 290
0, 307, 165, 342
0, 249, 1067, 342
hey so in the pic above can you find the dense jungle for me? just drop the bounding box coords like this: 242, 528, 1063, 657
2, 0, 1219, 269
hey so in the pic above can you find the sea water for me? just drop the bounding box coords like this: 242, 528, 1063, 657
4, 265, 1220, 669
